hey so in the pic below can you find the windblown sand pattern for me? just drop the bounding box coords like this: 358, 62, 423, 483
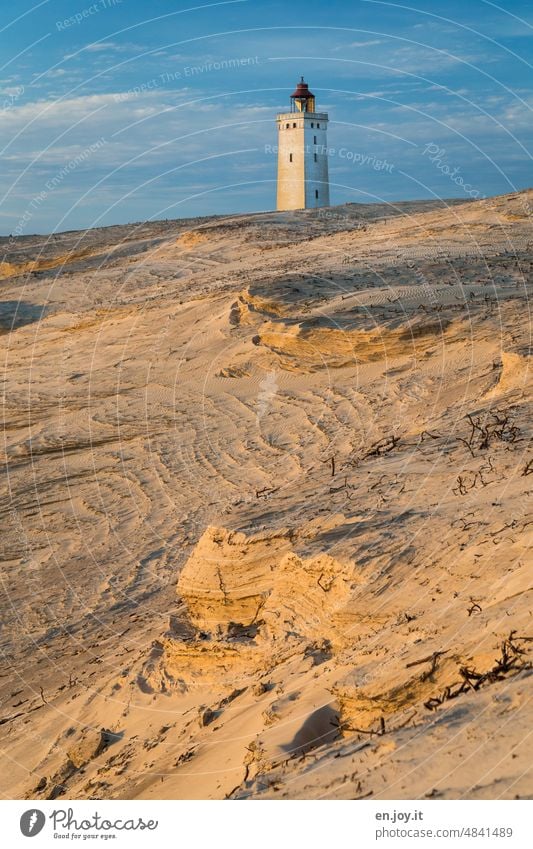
0, 191, 531, 800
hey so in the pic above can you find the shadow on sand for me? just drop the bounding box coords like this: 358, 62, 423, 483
0, 301, 47, 333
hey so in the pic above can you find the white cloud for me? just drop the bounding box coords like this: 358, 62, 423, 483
35, 68, 67, 79
84, 41, 141, 53
0, 92, 124, 126
347, 39, 384, 48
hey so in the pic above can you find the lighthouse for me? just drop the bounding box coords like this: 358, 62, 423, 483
276, 77, 330, 211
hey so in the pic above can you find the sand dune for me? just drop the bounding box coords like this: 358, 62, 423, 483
0, 191, 531, 801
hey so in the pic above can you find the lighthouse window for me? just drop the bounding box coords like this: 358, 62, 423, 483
314, 135, 317, 144
314, 153, 317, 162
289, 153, 293, 162
293, 122, 297, 128
317, 123, 320, 128
315, 190, 319, 199
311, 122, 314, 128
286, 123, 289, 129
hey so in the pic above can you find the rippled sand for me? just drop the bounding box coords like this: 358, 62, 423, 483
0, 191, 531, 800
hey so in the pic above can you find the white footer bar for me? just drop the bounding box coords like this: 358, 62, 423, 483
3, 799, 531, 848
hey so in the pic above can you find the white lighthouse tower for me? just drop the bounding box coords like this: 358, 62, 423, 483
276, 77, 330, 211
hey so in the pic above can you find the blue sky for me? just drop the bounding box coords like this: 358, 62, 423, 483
1, 0, 532, 235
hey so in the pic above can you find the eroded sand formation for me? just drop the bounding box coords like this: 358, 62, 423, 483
0, 192, 531, 800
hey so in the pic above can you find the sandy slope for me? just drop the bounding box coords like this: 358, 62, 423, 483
0, 192, 531, 801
